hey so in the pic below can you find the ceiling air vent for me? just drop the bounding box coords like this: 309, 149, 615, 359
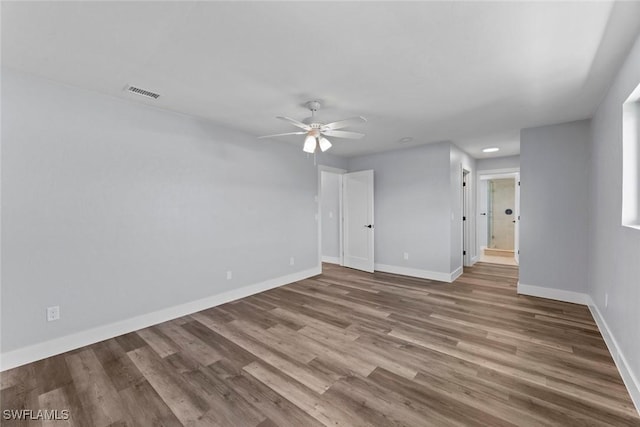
126, 85, 160, 99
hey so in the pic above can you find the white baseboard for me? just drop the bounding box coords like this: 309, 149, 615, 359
450, 266, 463, 282
588, 298, 640, 415
0, 266, 321, 372
471, 255, 480, 265
517, 282, 590, 305
374, 263, 457, 283
321, 256, 342, 265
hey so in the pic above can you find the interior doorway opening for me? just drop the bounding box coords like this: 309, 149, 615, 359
478, 170, 520, 266
318, 167, 346, 269
318, 166, 375, 273
462, 169, 472, 268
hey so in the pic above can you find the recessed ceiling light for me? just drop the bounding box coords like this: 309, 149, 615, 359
399, 137, 413, 143
482, 147, 500, 153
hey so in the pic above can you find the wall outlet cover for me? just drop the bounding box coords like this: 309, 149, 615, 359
47, 306, 60, 322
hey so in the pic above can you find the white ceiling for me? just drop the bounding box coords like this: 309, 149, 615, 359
3, 1, 640, 158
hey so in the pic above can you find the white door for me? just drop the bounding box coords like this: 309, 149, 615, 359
343, 170, 374, 272
514, 174, 520, 264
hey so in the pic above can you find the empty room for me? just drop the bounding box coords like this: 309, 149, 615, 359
2, 1, 640, 426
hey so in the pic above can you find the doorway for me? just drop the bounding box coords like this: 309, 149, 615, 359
462, 169, 472, 267
318, 167, 345, 267
318, 166, 375, 273
478, 170, 519, 266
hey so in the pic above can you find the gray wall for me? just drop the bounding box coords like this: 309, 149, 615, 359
347, 142, 453, 276
317, 153, 348, 171
321, 171, 341, 260
1, 69, 319, 353
589, 33, 640, 398
476, 155, 520, 171
519, 120, 590, 293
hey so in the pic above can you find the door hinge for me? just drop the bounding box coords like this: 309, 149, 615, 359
463, 250, 466, 255
518, 181, 521, 186
463, 216, 466, 221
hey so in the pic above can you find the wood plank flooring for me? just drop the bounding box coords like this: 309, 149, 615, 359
2, 262, 639, 426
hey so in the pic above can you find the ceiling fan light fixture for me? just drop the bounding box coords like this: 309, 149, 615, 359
319, 137, 332, 152
303, 134, 317, 153
258, 101, 366, 154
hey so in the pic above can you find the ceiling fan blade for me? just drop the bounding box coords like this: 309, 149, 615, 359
257, 131, 306, 139
276, 116, 311, 130
322, 116, 367, 130
322, 129, 365, 139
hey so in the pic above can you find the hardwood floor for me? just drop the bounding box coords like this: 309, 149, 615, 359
2, 262, 639, 426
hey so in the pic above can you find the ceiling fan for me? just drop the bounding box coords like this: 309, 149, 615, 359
258, 101, 366, 153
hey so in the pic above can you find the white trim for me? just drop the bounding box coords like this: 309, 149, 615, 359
0, 267, 320, 372
374, 263, 458, 283
450, 266, 463, 282
462, 168, 472, 267
471, 255, 480, 265
317, 165, 347, 175
318, 165, 346, 269
622, 84, 640, 229
321, 256, 342, 265
477, 167, 520, 178
517, 282, 590, 305
337, 174, 344, 267
514, 172, 520, 264
476, 168, 520, 265
588, 299, 640, 415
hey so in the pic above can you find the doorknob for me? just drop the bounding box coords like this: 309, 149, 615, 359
364, 224, 373, 228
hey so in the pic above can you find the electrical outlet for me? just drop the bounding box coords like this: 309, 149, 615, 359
404, 252, 409, 260
290, 257, 295, 266
47, 306, 60, 322
227, 271, 232, 280
605, 293, 608, 309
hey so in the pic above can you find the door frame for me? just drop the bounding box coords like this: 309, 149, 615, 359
477, 168, 520, 262
317, 165, 346, 269
462, 169, 472, 267
514, 172, 520, 265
